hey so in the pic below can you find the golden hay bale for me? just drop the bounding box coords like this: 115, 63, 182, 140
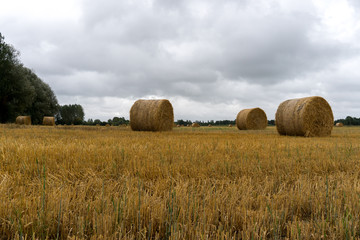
208, 124, 212, 127
130, 99, 174, 131
192, 123, 200, 127
16, 116, 31, 125
43, 116, 55, 126
228, 124, 232, 127
236, 108, 267, 130
177, 124, 181, 127
335, 122, 344, 127
275, 96, 334, 137
105, 124, 110, 127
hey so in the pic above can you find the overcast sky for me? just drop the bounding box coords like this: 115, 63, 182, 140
1, 0, 359, 121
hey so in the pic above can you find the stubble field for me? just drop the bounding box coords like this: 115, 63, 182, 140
0, 124, 360, 239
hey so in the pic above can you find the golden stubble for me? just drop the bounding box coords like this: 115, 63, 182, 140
0, 124, 359, 239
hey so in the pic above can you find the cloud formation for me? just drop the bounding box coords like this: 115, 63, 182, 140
1, 0, 359, 120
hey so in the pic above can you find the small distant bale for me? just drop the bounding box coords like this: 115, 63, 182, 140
16, 116, 31, 125
105, 124, 110, 127
43, 116, 55, 126
228, 124, 233, 127
130, 99, 174, 131
276, 96, 334, 137
236, 108, 267, 130
177, 124, 181, 127
187, 124, 191, 127
192, 123, 200, 127
335, 122, 344, 127
208, 124, 212, 127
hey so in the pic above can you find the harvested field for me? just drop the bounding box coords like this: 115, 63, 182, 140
0, 124, 359, 239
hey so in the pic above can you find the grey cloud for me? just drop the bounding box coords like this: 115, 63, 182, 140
1, 0, 359, 120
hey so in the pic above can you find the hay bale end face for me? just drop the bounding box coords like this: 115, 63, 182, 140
16, 116, 31, 125
43, 116, 55, 126
275, 96, 334, 137
236, 108, 267, 130
336, 122, 344, 127
192, 123, 200, 127
130, 99, 174, 131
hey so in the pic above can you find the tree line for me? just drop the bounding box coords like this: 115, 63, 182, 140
0, 33, 85, 125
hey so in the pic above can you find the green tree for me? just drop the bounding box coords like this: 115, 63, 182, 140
0, 33, 58, 123
0, 33, 35, 122
23, 67, 58, 124
56, 104, 85, 125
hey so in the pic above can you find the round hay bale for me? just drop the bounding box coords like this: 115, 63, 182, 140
43, 116, 55, 126
16, 116, 31, 125
177, 124, 181, 127
275, 96, 334, 137
208, 124, 212, 127
105, 124, 110, 127
335, 122, 344, 127
191, 123, 200, 127
228, 124, 232, 127
130, 99, 174, 131
236, 108, 267, 130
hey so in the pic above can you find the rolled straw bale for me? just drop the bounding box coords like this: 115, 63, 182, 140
130, 99, 174, 131
335, 122, 344, 127
236, 108, 267, 130
192, 123, 200, 127
228, 124, 233, 127
16, 116, 31, 125
105, 124, 110, 127
43, 116, 55, 126
275, 96, 333, 137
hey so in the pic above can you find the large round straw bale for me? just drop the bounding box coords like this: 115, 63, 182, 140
192, 122, 200, 127
16, 116, 31, 125
236, 108, 267, 130
335, 122, 344, 127
275, 96, 334, 137
130, 99, 174, 131
43, 116, 55, 126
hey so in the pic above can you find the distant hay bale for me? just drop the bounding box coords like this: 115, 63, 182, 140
336, 122, 344, 127
228, 124, 232, 127
16, 116, 31, 125
208, 124, 212, 127
130, 99, 174, 131
275, 96, 334, 137
192, 123, 200, 127
105, 124, 110, 127
43, 116, 55, 126
236, 108, 267, 130
177, 124, 181, 127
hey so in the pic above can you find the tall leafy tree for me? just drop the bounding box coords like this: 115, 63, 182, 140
56, 104, 85, 125
0, 33, 36, 122
23, 68, 59, 124
0, 33, 58, 123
